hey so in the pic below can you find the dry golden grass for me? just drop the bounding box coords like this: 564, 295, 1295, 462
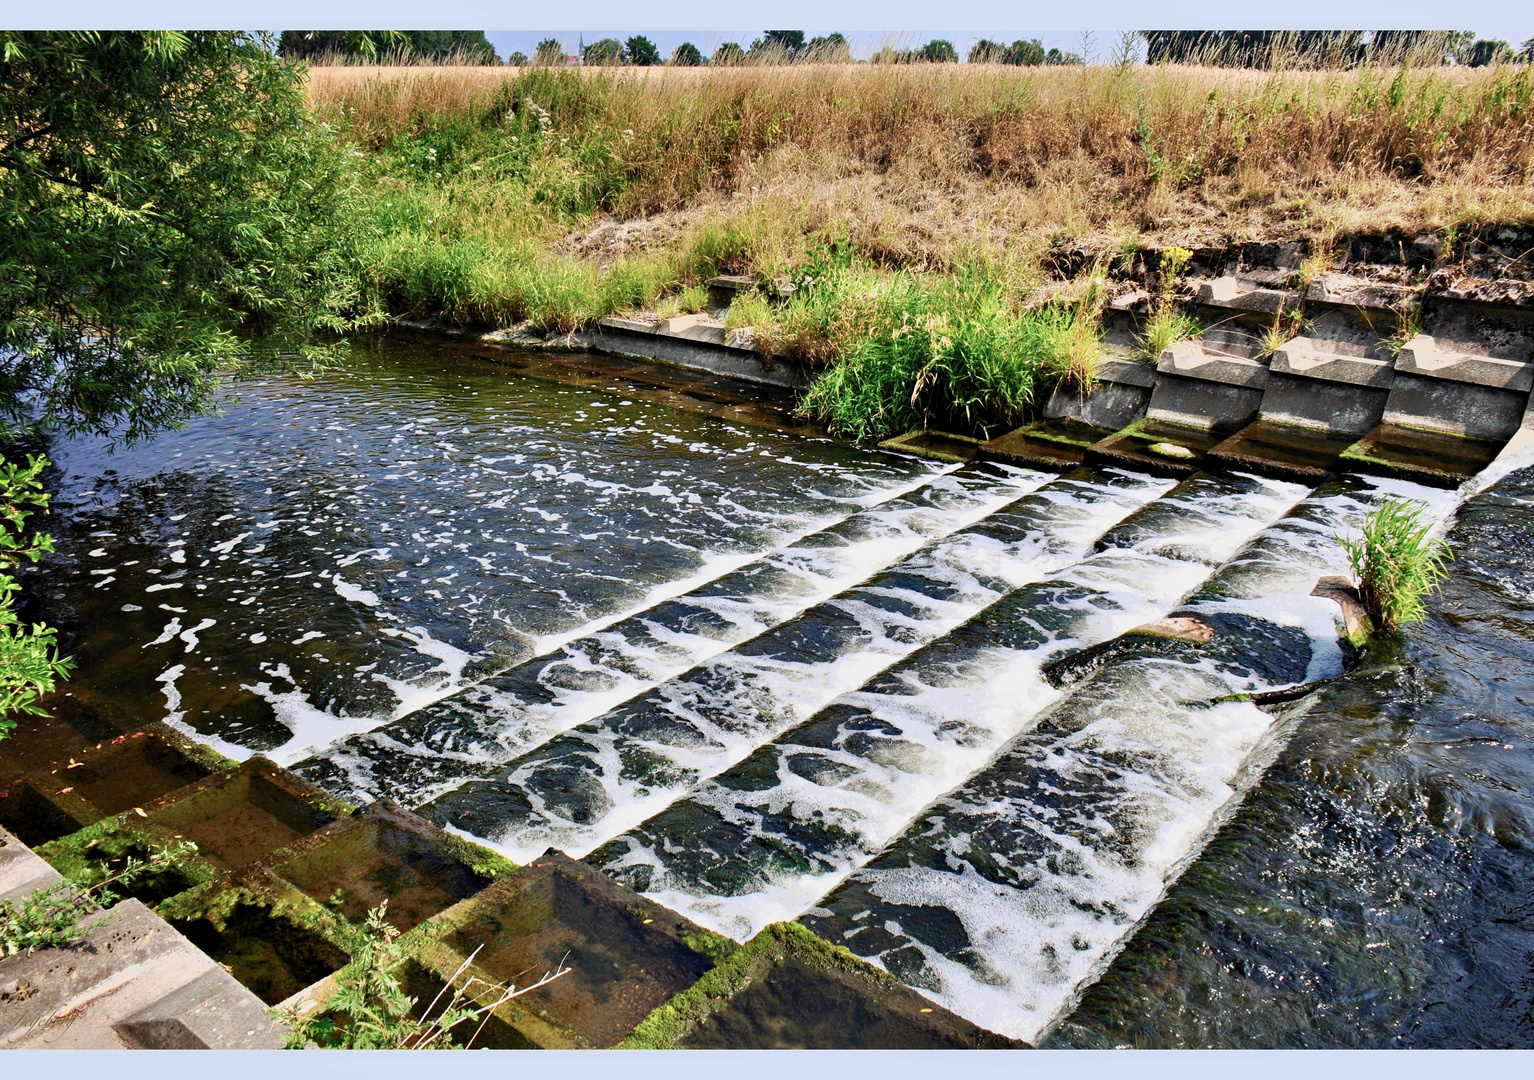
309, 61, 1534, 269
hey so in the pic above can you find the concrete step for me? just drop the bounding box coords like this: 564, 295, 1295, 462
1304, 273, 1418, 312
1043, 358, 1154, 431
875, 430, 982, 463
0, 825, 63, 902
979, 418, 1113, 470
1396, 335, 1534, 391
1195, 276, 1298, 315
0, 896, 285, 1048
1149, 342, 1268, 432
1270, 337, 1395, 387
1341, 423, 1506, 489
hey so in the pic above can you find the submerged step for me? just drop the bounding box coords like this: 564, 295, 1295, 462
621, 921, 1019, 1048
979, 418, 1115, 471
420, 467, 1173, 863
1341, 423, 1506, 488
877, 430, 984, 464
800, 474, 1456, 1045
587, 470, 1308, 942
1086, 418, 1225, 478
1206, 420, 1358, 484
291, 463, 1050, 809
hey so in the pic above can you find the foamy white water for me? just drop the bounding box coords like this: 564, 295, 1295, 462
798, 474, 1458, 1044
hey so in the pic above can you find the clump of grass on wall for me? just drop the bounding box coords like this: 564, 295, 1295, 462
1340, 497, 1452, 633
791, 252, 1090, 441
1137, 244, 1200, 363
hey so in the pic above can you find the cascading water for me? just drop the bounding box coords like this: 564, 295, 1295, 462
20, 332, 1532, 1048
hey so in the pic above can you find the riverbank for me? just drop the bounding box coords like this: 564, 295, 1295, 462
307, 61, 1534, 437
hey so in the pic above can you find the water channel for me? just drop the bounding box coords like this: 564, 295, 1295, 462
18, 334, 1534, 1046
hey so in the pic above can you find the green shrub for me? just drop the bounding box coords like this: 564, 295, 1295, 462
1340, 497, 1452, 633
0, 454, 71, 737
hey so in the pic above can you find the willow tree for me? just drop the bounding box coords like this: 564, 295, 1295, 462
0, 31, 369, 728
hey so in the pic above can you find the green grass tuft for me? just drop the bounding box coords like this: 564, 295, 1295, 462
1339, 496, 1452, 633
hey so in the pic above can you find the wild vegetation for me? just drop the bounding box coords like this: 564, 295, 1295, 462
0, 840, 196, 957
1341, 498, 1454, 633
276, 902, 568, 1049
305, 53, 1534, 438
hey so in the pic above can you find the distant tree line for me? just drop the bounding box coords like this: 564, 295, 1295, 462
278, 29, 1534, 68
1139, 30, 1532, 68
277, 31, 499, 65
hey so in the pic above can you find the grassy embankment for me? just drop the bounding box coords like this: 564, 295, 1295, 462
310, 61, 1534, 439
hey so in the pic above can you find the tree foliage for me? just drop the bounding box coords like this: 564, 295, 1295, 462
533, 39, 565, 66
0, 31, 372, 443
624, 36, 661, 67
582, 38, 624, 67
669, 42, 704, 67
921, 40, 959, 64
712, 42, 745, 66
0, 453, 69, 736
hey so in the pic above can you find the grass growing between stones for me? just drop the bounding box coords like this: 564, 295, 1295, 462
1341, 497, 1453, 633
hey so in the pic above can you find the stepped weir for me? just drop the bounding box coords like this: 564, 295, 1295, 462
5, 248, 1534, 1046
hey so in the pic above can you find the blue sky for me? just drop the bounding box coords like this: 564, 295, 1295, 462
25, 1, 1534, 56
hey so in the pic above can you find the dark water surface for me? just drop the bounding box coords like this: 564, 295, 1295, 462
23, 336, 931, 765
1050, 467, 1534, 1048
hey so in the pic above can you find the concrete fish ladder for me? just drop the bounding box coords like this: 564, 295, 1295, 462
799, 473, 1457, 1045
419, 468, 1174, 861
588, 470, 1309, 940
292, 462, 1050, 805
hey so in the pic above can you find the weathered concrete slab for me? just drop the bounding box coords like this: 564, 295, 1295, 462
876, 430, 982, 463
1396, 334, 1534, 391
0, 825, 63, 902
1157, 341, 1271, 389
1196, 276, 1298, 315
0, 897, 284, 1048
113, 966, 286, 1049
1382, 373, 1530, 441
582, 324, 802, 389
1206, 420, 1358, 484
1147, 373, 1265, 433
622, 921, 1020, 1049
1259, 370, 1391, 436
1305, 273, 1418, 312
1270, 338, 1395, 388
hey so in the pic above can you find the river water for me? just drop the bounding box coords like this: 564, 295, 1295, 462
19, 334, 1534, 1046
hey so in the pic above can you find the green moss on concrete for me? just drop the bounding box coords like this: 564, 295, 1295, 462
438, 831, 518, 881
619, 920, 907, 1048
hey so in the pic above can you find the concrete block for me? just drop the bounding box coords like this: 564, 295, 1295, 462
598, 316, 659, 335
1206, 420, 1358, 484
1147, 371, 1265, 433
623, 921, 1019, 1049
579, 326, 803, 389
0, 899, 216, 1048
1044, 377, 1150, 431
413, 852, 726, 1048
1382, 373, 1529, 441
1493, 398, 1534, 465
1305, 273, 1418, 311
723, 327, 757, 351
979, 421, 1111, 471
0, 826, 64, 902
1396, 335, 1534, 392
1196, 276, 1297, 314
1085, 418, 1225, 478
1341, 423, 1505, 489
1259, 372, 1390, 436
113, 967, 286, 1049
656, 313, 713, 335
1157, 341, 1270, 389
1270, 338, 1395, 388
